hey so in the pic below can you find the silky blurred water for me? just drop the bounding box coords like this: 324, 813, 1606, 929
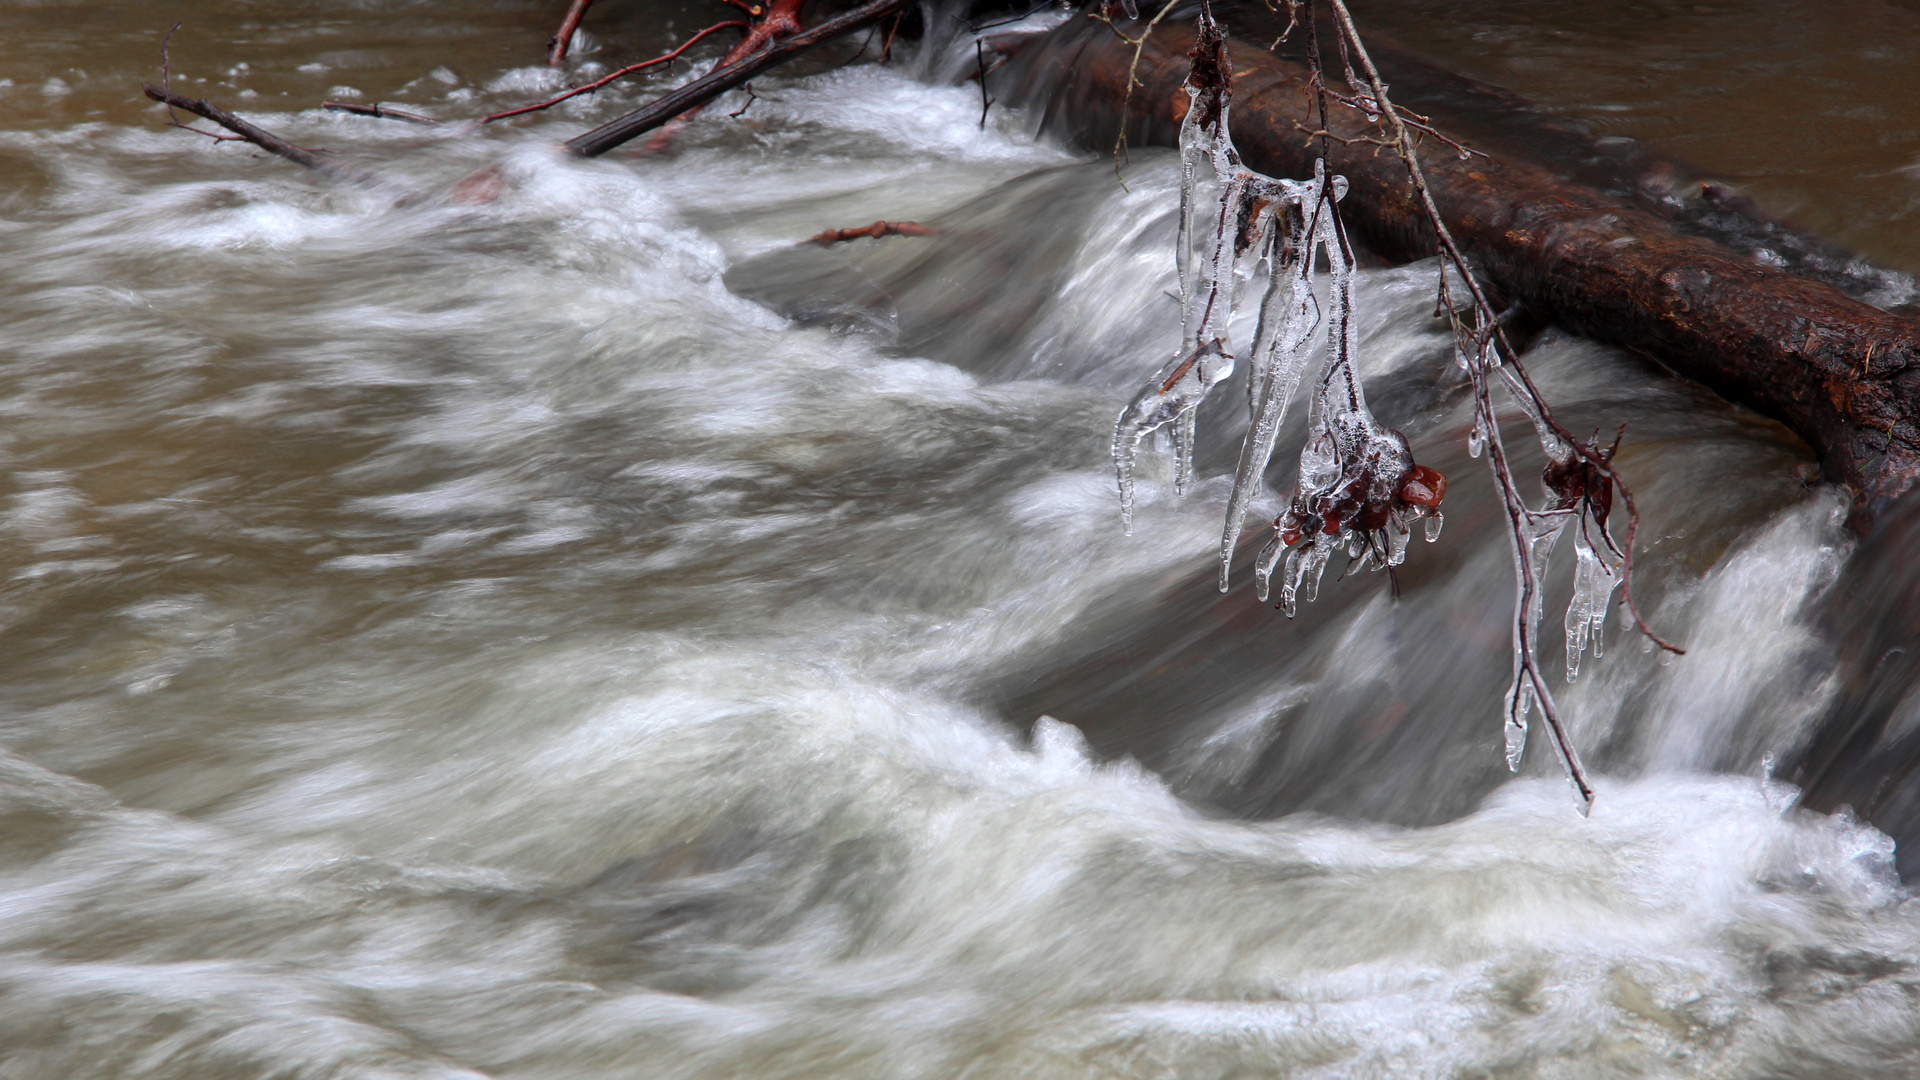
0, 3, 1917, 1078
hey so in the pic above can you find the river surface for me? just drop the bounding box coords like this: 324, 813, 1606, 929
1, 2, 1918, 1077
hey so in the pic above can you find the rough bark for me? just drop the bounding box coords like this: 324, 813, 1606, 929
993, 13, 1920, 531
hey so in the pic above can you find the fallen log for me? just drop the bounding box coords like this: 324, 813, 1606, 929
992, 11, 1920, 532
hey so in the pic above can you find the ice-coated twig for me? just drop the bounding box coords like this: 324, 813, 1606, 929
1316, 0, 1691, 812
1111, 11, 1446, 601
1113, 14, 1258, 532
1116, 3, 1688, 815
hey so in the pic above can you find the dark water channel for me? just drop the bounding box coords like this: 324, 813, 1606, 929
1, 2, 1919, 1077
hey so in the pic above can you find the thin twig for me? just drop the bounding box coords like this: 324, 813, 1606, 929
1318, 0, 1691, 808
976, 39, 992, 127
727, 82, 759, 118
489, 21, 749, 123
322, 100, 441, 125
1090, 0, 1185, 186
880, 11, 903, 63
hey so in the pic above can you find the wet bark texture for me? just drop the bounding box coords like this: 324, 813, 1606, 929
993, 13, 1920, 532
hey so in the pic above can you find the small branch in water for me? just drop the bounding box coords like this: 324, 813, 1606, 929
975, 39, 993, 127
880, 12, 903, 63
322, 100, 441, 125
548, 0, 597, 66
727, 82, 759, 118
143, 83, 366, 182
808, 220, 936, 246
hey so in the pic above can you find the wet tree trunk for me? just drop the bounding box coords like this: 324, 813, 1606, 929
993, 13, 1920, 532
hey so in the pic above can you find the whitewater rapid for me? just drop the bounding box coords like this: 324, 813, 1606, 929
0, 4, 1916, 1077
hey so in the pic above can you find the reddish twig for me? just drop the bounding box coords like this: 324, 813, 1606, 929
548, 0, 596, 66
634, 0, 805, 145
880, 12, 903, 63
322, 100, 441, 125
727, 82, 760, 118
486, 20, 749, 123
808, 220, 936, 246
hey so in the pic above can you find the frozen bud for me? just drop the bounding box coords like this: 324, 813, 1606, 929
1398, 465, 1447, 508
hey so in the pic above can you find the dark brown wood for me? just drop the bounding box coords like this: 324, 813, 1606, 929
994, 14, 1920, 531
564, 0, 912, 158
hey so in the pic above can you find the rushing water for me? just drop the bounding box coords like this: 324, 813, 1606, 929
1, 2, 1918, 1077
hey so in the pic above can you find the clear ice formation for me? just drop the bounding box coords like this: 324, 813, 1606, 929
1108, 28, 1439, 608
1111, 61, 1305, 535
1115, 11, 1636, 814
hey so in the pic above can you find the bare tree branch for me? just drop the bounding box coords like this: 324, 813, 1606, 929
322, 100, 441, 125
143, 83, 367, 183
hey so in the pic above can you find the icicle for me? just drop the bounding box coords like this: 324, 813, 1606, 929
1118, 23, 1273, 532
1172, 406, 1197, 496
1113, 337, 1234, 529
1423, 510, 1443, 542
1504, 710, 1528, 771
1254, 532, 1285, 604
1217, 190, 1319, 590
1564, 525, 1621, 681
1134, 19, 1453, 745
1386, 512, 1410, 566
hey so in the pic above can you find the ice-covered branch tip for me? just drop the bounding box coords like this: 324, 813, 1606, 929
1318, 0, 1689, 810
1116, 5, 1686, 815
1111, 9, 1446, 627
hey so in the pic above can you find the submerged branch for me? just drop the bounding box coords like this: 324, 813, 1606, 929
143, 84, 367, 183
321, 100, 441, 125
809, 220, 937, 246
